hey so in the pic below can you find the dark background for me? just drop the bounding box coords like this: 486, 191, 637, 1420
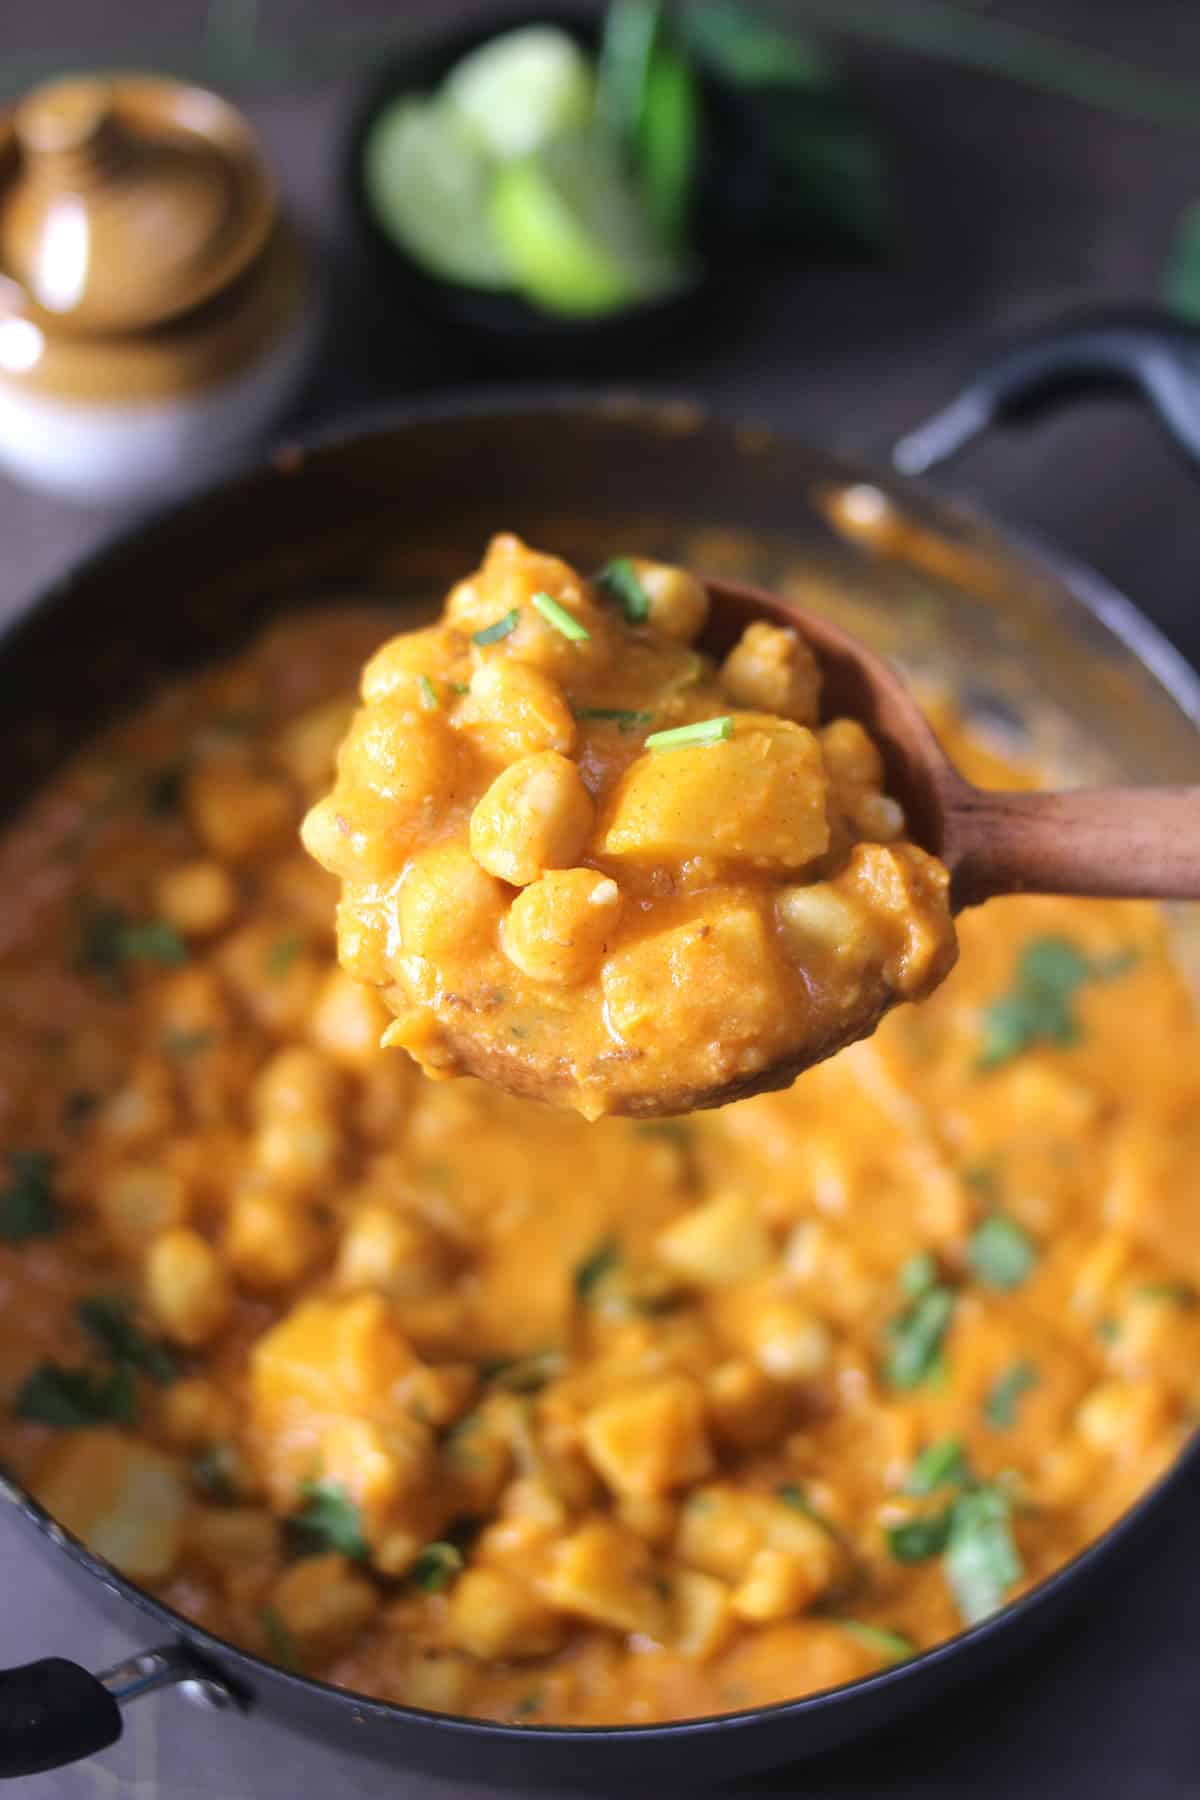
3, 4, 1200, 1796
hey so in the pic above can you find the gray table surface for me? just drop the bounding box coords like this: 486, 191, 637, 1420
5, 4, 1200, 1795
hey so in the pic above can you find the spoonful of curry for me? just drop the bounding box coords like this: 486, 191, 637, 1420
303, 533, 1200, 1120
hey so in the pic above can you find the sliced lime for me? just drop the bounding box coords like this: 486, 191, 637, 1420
444, 25, 595, 161
363, 97, 511, 290
489, 130, 688, 316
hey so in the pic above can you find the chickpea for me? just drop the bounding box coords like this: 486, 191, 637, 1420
457, 658, 575, 762
158, 1377, 234, 1447
720, 622, 821, 725
273, 697, 356, 795
98, 1164, 189, 1259
155, 861, 238, 937
145, 1227, 232, 1347
185, 761, 294, 861
820, 717, 884, 790
226, 1183, 326, 1291
270, 1552, 380, 1660
361, 625, 466, 703
308, 968, 390, 1070
469, 753, 594, 887
253, 1047, 342, 1121
501, 869, 621, 984
631, 558, 710, 643
302, 703, 461, 883
335, 1203, 450, 1298
851, 791, 905, 843
398, 846, 506, 962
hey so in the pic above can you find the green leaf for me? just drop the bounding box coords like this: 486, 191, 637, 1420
1163, 201, 1200, 322
905, 1436, 970, 1496
883, 1286, 955, 1390
1134, 1279, 1198, 1308
472, 609, 520, 647
575, 707, 656, 732
898, 1249, 938, 1300
594, 557, 651, 622
833, 1618, 914, 1664
77, 1295, 177, 1385
410, 1540, 465, 1593
885, 1508, 952, 1563
681, 3, 841, 91
261, 1604, 303, 1673
290, 1480, 368, 1561
0, 1151, 58, 1243
638, 40, 702, 251
967, 1213, 1037, 1291
574, 1235, 621, 1300
945, 1486, 1022, 1626
77, 901, 187, 987
597, 0, 665, 149
977, 934, 1132, 1070
16, 1359, 136, 1427
985, 1359, 1038, 1430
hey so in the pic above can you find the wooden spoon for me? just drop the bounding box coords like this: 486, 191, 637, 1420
704, 577, 1200, 911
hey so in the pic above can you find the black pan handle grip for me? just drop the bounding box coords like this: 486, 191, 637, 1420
892, 305, 1200, 476
0, 1658, 121, 1779
0, 1644, 247, 1780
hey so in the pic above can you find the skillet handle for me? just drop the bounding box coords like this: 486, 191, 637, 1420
0, 1645, 246, 1780
892, 305, 1200, 476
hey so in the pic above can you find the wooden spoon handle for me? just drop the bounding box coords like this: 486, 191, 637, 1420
944, 786, 1200, 908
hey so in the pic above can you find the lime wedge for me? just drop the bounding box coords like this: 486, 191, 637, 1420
444, 26, 596, 161
489, 130, 688, 316
363, 97, 511, 290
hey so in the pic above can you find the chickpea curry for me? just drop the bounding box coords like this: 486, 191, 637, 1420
303, 535, 957, 1119
1, 574, 1198, 1729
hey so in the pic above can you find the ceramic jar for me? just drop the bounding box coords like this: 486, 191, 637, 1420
0, 74, 318, 504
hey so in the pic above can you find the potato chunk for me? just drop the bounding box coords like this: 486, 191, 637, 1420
538, 1520, 668, 1636
446, 1567, 567, 1660
581, 1375, 713, 1497
598, 715, 828, 872
145, 1227, 232, 1347
32, 1430, 188, 1580
470, 752, 594, 886
654, 1192, 773, 1287
271, 1551, 380, 1659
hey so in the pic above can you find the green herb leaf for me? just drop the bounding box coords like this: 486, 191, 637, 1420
77, 1295, 177, 1386
883, 1286, 955, 1390
573, 1235, 621, 1300
261, 1604, 303, 1672
531, 591, 590, 642
945, 1486, 1022, 1626
1096, 1316, 1120, 1345
898, 1249, 938, 1300
638, 39, 702, 251
594, 556, 651, 623
265, 934, 302, 979
905, 1437, 970, 1496
645, 716, 733, 752
977, 935, 1132, 1070
16, 1359, 136, 1427
597, 0, 664, 149
291, 1480, 368, 1561
418, 674, 440, 710
833, 1618, 914, 1664
410, 1540, 465, 1593
472, 609, 519, 647
682, 3, 839, 90
1134, 1279, 1198, 1308
191, 1443, 241, 1504
481, 1349, 566, 1393
512, 1692, 542, 1719
885, 1508, 952, 1564
776, 1482, 814, 1513
575, 707, 656, 732
77, 902, 188, 986
0, 1151, 58, 1243
985, 1359, 1038, 1430
968, 1213, 1036, 1291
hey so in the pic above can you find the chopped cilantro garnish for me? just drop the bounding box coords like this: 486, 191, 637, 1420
76, 1295, 177, 1386
1135, 1280, 1198, 1308
290, 1480, 368, 1561
261, 1605, 303, 1672
968, 1214, 1036, 1291
594, 557, 650, 622
645, 716, 733, 752
905, 1437, 971, 1496
265, 934, 302, 979
833, 1619, 914, 1664
898, 1250, 938, 1300
985, 1359, 1038, 1429
418, 674, 439, 710
977, 935, 1133, 1069
481, 1349, 566, 1392
77, 902, 187, 987
472, 609, 519, 647
16, 1359, 136, 1427
883, 1285, 955, 1390
191, 1443, 241, 1504
410, 1541, 464, 1592
575, 707, 655, 732
885, 1509, 952, 1563
945, 1485, 1022, 1625
0, 1151, 58, 1243
531, 591, 590, 641
573, 1235, 621, 1300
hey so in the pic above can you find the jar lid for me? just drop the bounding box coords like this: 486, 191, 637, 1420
0, 74, 277, 333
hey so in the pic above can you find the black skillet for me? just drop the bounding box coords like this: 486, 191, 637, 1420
3, 308, 1200, 1786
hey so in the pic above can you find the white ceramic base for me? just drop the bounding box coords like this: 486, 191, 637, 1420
0, 302, 320, 506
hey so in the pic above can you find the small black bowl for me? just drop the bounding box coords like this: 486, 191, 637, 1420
341, 5, 726, 370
